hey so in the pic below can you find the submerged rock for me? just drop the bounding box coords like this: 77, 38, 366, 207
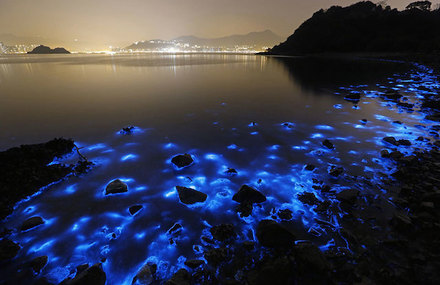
165, 269, 191, 285
129, 205, 143, 216
105, 179, 128, 195
277, 209, 293, 220
176, 186, 207, 204
329, 166, 344, 177
132, 264, 154, 285
256, 220, 296, 248
184, 259, 205, 269
383, 136, 399, 146
336, 189, 359, 204
120, 126, 135, 135
204, 247, 230, 266
297, 192, 320, 206
21, 216, 44, 232
322, 139, 334, 149
0, 239, 20, 261
232, 185, 266, 204
167, 223, 183, 236
225, 168, 238, 176
171, 154, 194, 168
210, 224, 236, 242
29, 256, 48, 273
66, 263, 106, 285
383, 90, 402, 101
305, 164, 316, 171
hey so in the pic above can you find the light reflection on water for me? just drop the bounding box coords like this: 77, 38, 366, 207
0, 54, 439, 284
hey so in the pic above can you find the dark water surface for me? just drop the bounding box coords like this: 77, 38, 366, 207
1, 54, 439, 284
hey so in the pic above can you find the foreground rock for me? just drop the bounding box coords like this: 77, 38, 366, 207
129, 205, 143, 216
210, 224, 236, 242
171, 154, 194, 168
105, 179, 128, 195
256, 220, 296, 248
176, 186, 207, 204
232, 185, 266, 204
132, 263, 154, 285
66, 263, 106, 285
165, 269, 191, 285
0, 138, 76, 219
21, 216, 44, 232
0, 239, 20, 261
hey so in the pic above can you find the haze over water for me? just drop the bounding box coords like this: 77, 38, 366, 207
1, 54, 438, 284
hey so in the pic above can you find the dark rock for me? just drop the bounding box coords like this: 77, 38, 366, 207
247, 255, 295, 285
132, 263, 153, 285
361, 119, 368, 124
236, 202, 253, 217
167, 223, 183, 236
204, 247, 230, 266
398, 139, 411, 146
329, 166, 344, 177
381, 149, 390, 158
21, 216, 44, 231
29, 255, 48, 273
305, 164, 316, 171
120, 126, 135, 135
66, 263, 106, 285
210, 224, 236, 242
129, 205, 143, 216
171, 154, 194, 168
336, 189, 359, 204
344, 93, 361, 101
76, 264, 89, 275
225, 168, 238, 176
242, 241, 256, 251
390, 212, 412, 232
165, 269, 191, 285
383, 136, 399, 146
105, 179, 128, 195
282, 122, 295, 128
297, 192, 320, 206
278, 209, 293, 220
176, 186, 207, 204
322, 139, 334, 149
294, 242, 329, 274
184, 259, 205, 269
232, 185, 266, 204
383, 90, 403, 101
28, 45, 70, 54
0, 239, 20, 261
256, 220, 296, 248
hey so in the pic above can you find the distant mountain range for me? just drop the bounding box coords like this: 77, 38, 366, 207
126, 30, 284, 51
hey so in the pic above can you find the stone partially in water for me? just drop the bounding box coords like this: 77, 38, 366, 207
165, 269, 191, 285
383, 136, 399, 146
297, 192, 320, 206
129, 205, 143, 216
336, 189, 359, 204
29, 256, 48, 273
184, 259, 205, 269
66, 263, 106, 285
322, 139, 334, 149
232, 185, 266, 204
21, 216, 44, 232
132, 264, 154, 285
171, 154, 194, 168
0, 239, 20, 261
204, 247, 230, 266
176, 186, 207, 204
210, 224, 236, 242
256, 220, 296, 248
105, 179, 128, 195
329, 166, 344, 177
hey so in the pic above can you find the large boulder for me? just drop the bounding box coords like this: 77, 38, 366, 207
256, 220, 296, 248
232, 185, 266, 204
66, 263, 106, 285
0, 239, 20, 261
132, 264, 154, 285
105, 179, 128, 195
21, 216, 44, 231
171, 154, 194, 168
176, 186, 207, 204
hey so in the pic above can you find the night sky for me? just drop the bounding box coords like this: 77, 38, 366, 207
1, 0, 439, 49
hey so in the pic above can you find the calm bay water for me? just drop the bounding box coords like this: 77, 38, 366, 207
1, 54, 438, 284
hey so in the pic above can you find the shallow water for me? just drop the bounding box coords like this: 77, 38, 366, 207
1, 54, 439, 284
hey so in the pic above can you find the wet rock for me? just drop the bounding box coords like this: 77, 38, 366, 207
105, 179, 128, 195
29, 255, 48, 273
277, 209, 293, 220
294, 242, 330, 274
0, 239, 20, 261
256, 220, 296, 248
132, 264, 154, 285
398, 102, 414, 109
246, 255, 295, 285
165, 269, 191, 285
225, 168, 238, 176
383, 90, 402, 101
204, 247, 230, 266
176, 186, 207, 204
336, 189, 359, 204
171, 154, 194, 168
344, 93, 361, 101
66, 263, 106, 285
390, 212, 412, 232
329, 166, 344, 177
398, 139, 411, 146
383, 136, 399, 146
305, 164, 316, 171
184, 259, 205, 269
282, 122, 294, 128
129, 205, 143, 216
21, 216, 44, 231
167, 223, 183, 236
381, 149, 390, 158
232, 185, 266, 204
390, 151, 404, 160
242, 241, 256, 251
361, 119, 368, 124
322, 139, 334, 149
76, 264, 89, 275
210, 224, 236, 242
120, 126, 135, 135
236, 202, 253, 217
297, 192, 320, 206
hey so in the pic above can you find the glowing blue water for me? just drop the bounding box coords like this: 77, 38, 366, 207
0, 54, 439, 283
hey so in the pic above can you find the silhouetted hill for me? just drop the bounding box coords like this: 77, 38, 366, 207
27, 45, 70, 54
266, 1, 440, 55
127, 30, 283, 50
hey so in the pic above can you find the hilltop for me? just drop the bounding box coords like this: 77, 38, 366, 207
27, 45, 70, 54
264, 1, 440, 55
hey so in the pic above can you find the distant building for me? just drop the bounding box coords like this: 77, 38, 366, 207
406, 1, 432, 11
